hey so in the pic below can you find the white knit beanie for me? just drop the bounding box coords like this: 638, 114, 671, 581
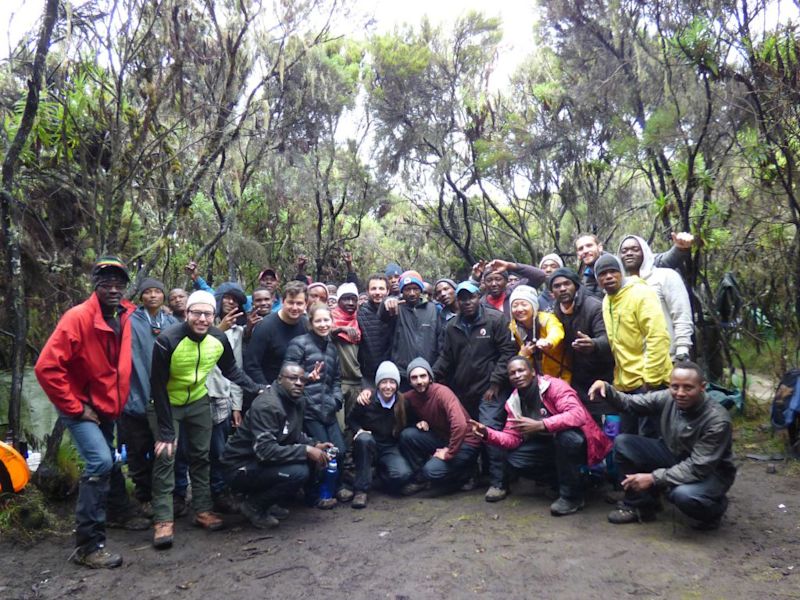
186, 290, 216, 311
539, 253, 564, 269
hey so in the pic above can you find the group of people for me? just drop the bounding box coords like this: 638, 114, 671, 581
33, 230, 736, 570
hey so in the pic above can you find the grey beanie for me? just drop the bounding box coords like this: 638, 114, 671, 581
375, 361, 401, 387
593, 253, 624, 276
406, 357, 433, 379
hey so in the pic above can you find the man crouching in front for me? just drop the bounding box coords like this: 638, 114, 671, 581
220, 362, 332, 529
589, 361, 736, 530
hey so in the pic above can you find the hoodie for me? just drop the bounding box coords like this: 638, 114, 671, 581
618, 236, 693, 357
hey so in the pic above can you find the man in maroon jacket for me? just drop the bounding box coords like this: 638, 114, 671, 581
398, 357, 481, 494
35, 257, 147, 569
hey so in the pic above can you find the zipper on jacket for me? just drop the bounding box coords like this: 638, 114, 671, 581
187, 340, 201, 405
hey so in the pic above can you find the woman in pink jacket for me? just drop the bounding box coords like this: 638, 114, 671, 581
472, 356, 611, 516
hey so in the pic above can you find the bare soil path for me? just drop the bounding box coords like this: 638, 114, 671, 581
1, 459, 798, 600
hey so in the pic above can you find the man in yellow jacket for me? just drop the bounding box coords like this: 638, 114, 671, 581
594, 254, 673, 436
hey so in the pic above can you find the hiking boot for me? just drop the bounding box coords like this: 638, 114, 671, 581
336, 488, 354, 503
106, 512, 151, 531
607, 504, 657, 524
212, 491, 241, 515
240, 501, 279, 529
400, 482, 427, 496
173, 494, 188, 518
153, 521, 174, 549
193, 511, 224, 531
267, 504, 290, 520
316, 497, 338, 510
484, 486, 508, 503
351, 492, 368, 509
550, 496, 585, 516
71, 546, 123, 569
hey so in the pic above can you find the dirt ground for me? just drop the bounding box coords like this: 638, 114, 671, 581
1, 459, 798, 600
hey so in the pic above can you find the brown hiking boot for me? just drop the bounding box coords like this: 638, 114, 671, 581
193, 511, 224, 531
71, 546, 123, 569
351, 492, 368, 509
153, 521, 174, 549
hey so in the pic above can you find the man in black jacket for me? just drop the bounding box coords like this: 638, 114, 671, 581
549, 268, 614, 413
433, 281, 518, 502
357, 274, 394, 385
379, 273, 441, 388
221, 363, 332, 529
589, 361, 736, 530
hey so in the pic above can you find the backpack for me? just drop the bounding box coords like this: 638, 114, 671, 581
771, 368, 800, 457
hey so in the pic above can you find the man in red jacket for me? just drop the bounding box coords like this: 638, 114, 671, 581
35, 257, 146, 569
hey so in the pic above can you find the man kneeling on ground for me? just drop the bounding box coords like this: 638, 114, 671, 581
221, 363, 332, 529
398, 358, 482, 494
471, 356, 611, 516
589, 361, 736, 530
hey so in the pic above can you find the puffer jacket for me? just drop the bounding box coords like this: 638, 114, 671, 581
358, 301, 395, 383
284, 332, 343, 425
485, 376, 613, 466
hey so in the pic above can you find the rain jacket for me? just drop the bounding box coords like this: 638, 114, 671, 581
35, 293, 135, 421
125, 306, 177, 417
602, 278, 673, 391
618, 235, 693, 357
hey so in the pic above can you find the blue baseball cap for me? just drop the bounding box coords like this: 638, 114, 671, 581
455, 281, 480, 296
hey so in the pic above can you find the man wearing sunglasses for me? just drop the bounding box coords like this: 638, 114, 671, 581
148, 290, 262, 549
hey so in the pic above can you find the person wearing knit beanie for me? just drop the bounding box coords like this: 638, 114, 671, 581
547, 268, 582, 291
92, 256, 129, 288
186, 290, 217, 313
593, 254, 625, 277
509, 285, 539, 310
138, 277, 165, 297
374, 361, 401, 387
539, 253, 564, 275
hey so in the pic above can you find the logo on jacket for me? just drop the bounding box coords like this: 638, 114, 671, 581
479, 328, 487, 336
282, 421, 289, 435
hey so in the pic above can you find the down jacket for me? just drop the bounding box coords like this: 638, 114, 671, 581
284, 332, 343, 425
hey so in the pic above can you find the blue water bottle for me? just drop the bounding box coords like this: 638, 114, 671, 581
604, 415, 622, 481
319, 447, 339, 500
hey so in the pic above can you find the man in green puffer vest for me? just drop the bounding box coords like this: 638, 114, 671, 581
148, 290, 262, 549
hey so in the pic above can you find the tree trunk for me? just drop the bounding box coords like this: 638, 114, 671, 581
0, 0, 59, 449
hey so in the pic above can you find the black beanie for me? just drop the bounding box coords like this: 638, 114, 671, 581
548, 268, 582, 290
138, 277, 166, 297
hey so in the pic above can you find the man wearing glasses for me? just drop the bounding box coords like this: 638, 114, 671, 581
35, 256, 143, 568
148, 290, 262, 549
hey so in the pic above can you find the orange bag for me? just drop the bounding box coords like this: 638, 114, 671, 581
0, 440, 31, 493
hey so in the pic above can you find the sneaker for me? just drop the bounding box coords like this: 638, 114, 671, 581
267, 504, 290, 520
484, 486, 508, 503
400, 482, 427, 496
71, 546, 123, 569
460, 477, 476, 492
240, 501, 279, 529
607, 504, 657, 524
106, 512, 151, 531
153, 521, 174, 549
316, 497, 338, 510
212, 491, 241, 515
550, 496, 585, 516
336, 488, 354, 503
351, 492, 368, 509
193, 511, 224, 531
173, 494, 189, 518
